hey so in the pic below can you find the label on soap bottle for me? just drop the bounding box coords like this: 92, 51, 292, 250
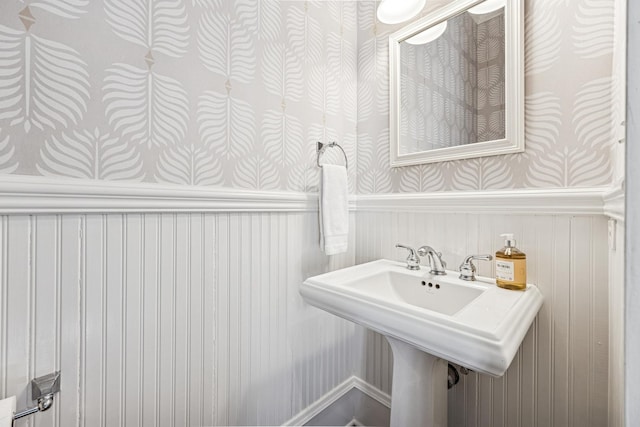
496, 259, 514, 281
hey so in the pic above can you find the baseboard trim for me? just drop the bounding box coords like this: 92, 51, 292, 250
351, 377, 391, 408
281, 376, 390, 426
282, 376, 358, 426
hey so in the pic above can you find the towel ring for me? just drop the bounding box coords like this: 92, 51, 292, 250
316, 141, 348, 170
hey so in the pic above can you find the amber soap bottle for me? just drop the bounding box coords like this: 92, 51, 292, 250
495, 233, 527, 290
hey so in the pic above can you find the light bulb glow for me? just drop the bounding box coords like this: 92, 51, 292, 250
467, 0, 506, 15
377, 0, 427, 24
405, 21, 448, 45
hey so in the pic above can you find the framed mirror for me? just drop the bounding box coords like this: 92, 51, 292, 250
389, 0, 523, 166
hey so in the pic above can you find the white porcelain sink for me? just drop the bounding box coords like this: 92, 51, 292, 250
301, 259, 543, 427
302, 259, 542, 376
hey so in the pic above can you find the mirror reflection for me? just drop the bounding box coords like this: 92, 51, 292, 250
398, 2, 506, 155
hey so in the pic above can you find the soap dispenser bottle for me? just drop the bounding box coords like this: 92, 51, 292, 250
495, 233, 527, 290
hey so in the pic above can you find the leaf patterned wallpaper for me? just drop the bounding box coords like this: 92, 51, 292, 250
357, 0, 620, 193
0, 0, 358, 192
0, 0, 621, 194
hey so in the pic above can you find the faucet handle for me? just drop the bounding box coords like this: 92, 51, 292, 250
396, 244, 421, 270
459, 254, 493, 281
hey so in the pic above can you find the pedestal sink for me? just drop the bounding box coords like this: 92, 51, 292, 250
301, 259, 543, 426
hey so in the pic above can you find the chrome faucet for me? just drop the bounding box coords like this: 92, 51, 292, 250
417, 246, 447, 275
396, 244, 421, 270
458, 254, 493, 281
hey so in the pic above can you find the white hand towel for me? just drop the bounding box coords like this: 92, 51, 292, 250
320, 164, 349, 255
0, 395, 16, 427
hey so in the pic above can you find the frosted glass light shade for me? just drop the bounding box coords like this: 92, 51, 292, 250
468, 0, 506, 15
405, 21, 448, 45
377, 0, 427, 24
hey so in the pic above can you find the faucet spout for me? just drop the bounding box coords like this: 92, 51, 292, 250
417, 246, 447, 275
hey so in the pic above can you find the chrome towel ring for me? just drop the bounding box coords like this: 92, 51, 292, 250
316, 141, 348, 170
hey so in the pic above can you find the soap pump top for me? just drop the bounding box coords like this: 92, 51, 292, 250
501, 233, 515, 247
500, 233, 516, 249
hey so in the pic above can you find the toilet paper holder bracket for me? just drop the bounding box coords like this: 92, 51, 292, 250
13, 371, 60, 422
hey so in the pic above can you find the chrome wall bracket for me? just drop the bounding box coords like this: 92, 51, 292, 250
13, 371, 61, 421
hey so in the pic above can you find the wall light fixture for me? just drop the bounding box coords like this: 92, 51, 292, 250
377, 0, 426, 24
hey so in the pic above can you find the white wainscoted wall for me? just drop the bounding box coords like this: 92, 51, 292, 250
0, 183, 625, 427
609, 215, 625, 427
0, 206, 358, 427
354, 204, 611, 427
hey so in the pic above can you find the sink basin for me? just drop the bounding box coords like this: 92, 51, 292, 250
350, 270, 484, 316
301, 259, 543, 377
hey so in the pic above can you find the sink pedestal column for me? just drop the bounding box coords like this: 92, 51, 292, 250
386, 337, 448, 427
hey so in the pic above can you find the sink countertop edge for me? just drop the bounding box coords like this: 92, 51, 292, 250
300, 278, 540, 377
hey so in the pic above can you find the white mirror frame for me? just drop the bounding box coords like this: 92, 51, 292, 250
389, 0, 524, 167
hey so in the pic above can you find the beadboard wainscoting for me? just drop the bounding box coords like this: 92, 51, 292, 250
354, 210, 610, 427
0, 211, 357, 427
609, 217, 625, 427
0, 181, 621, 427
606, 184, 625, 427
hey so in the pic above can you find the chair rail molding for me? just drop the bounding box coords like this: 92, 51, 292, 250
0, 175, 322, 213
603, 180, 625, 222
355, 187, 612, 216
0, 175, 618, 216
